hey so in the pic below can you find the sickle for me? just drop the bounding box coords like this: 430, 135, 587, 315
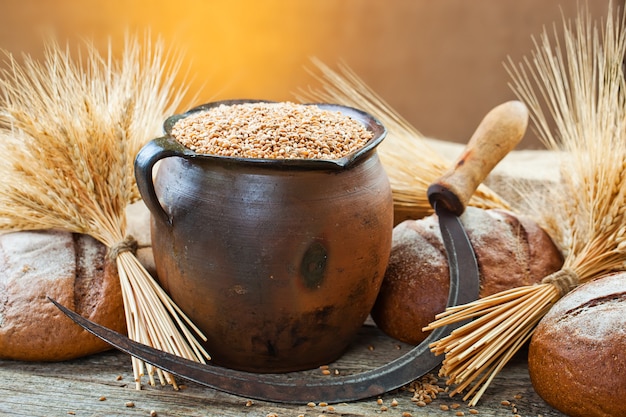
50, 252, 477, 404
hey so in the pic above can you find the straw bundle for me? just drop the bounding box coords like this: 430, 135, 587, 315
298, 58, 509, 221
0, 34, 209, 389
424, 4, 626, 405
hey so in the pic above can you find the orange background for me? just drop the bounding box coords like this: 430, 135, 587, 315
0, 0, 616, 148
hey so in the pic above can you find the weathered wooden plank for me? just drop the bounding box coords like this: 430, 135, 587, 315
0, 323, 565, 417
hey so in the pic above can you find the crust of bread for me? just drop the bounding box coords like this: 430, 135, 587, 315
528, 272, 626, 417
0, 230, 126, 361
371, 207, 564, 344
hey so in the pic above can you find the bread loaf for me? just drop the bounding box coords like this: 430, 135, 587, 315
0, 230, 125, 361
370, 207, 563, 345
528, 272, 626, 417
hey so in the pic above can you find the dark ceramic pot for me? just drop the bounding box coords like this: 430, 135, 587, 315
134, 100, 393, 373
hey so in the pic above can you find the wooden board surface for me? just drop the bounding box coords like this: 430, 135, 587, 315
0, 322, 565, 417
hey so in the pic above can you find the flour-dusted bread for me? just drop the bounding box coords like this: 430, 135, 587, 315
528, 272, 626, 417
370, 207, 563, 345
0, 230, 125, 361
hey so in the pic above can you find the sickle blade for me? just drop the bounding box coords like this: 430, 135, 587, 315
434, 203, 480, 308
49, 245, 478, 405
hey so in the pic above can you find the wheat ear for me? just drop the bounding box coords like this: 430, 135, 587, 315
297, 58, 510, 220
424, 3, 626, 405
0, 33, 210, 389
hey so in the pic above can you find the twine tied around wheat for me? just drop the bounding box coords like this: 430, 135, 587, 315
106, 235, 139, 261
542, 268, 579, 297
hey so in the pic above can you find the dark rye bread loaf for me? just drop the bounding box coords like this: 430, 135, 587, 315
371, 207, 564, 345
0, 230, 125, 361
528, 272, 626, 417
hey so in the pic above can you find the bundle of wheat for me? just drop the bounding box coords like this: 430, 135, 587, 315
0, 34, 209, 389
298, 58, 509, 222
424, 3, 626, 405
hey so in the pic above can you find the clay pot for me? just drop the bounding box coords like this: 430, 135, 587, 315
134, 100, 393, 372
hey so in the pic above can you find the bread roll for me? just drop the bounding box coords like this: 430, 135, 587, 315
0, 230, 125, 361
528, 272, 626, 417
371, 207, 563, 344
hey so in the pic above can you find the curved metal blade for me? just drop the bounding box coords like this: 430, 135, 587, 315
49, 236, 478, 405
434, 202, 480, 307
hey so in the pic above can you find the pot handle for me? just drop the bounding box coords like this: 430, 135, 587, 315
134, 136, 193, 226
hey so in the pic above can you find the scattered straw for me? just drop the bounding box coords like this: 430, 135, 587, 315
424, 3, 626, 405
0, 33, 209, 388
297, 58, 509, 221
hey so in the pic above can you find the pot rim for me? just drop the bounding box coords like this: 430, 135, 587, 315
160, 99, 387, 170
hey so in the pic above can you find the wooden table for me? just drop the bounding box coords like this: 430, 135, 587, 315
0, 321, 565, 417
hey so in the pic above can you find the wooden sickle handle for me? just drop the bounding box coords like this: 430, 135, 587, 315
427, 100, 529, 216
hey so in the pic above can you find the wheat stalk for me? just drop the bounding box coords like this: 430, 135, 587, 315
424, 3, 626, 405
0, 33, 210, 389
297, 58, 510, 220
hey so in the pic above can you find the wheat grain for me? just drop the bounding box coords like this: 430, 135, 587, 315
0, 33, 208, 388
171, 101, 373, 159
